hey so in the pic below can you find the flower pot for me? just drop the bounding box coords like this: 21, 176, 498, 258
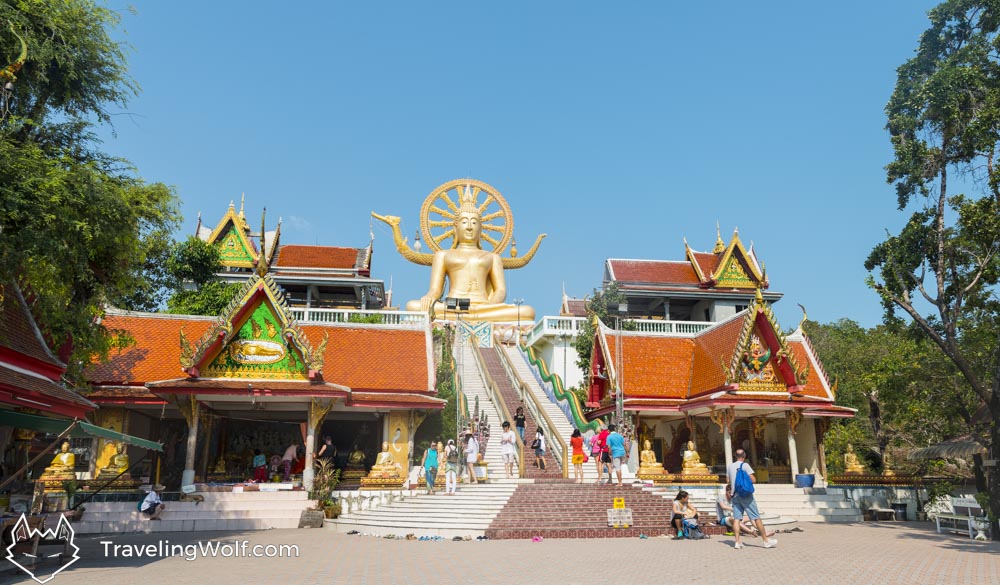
794, 474, 815, 488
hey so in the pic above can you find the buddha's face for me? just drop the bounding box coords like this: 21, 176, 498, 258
61, 442, 70, 453
454, 211, 481, 246
644, 440, 651, 450
382, 441, 388, 451
687, 441, 694, 450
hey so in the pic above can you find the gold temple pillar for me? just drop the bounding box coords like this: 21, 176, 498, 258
786, 410, 802, 481
304, 399, 335, 491
815, 419, 829, 481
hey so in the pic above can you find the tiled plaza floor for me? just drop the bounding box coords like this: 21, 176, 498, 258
1, 521, 997, 585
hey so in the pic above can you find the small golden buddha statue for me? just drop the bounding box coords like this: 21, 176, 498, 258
96, 442, 130, 479
638, 440, 663, 475
213, 456, 227, 474
40, 441, 76, 480
369, 442, 401, 478
347, 445, 366, 466
681, 440, 709, 474
844, 444, 866, 475
882, 452, 896, 477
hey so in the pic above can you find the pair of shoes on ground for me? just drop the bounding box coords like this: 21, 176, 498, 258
734, 538, 777, 549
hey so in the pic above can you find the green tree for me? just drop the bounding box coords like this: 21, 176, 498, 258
572, 282, 634, 379
868, 0, 1000, 529
163, 237, 242, 316
0, 1, 180, 378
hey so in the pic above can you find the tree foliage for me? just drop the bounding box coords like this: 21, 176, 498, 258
0, 2, 180, 377
572, 282, 635, 378
869, 0, 1000, 526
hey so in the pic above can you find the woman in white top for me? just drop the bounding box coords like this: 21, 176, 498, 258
500, 421, 517, 478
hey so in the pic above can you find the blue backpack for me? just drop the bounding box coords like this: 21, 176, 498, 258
734, 463, 755, 497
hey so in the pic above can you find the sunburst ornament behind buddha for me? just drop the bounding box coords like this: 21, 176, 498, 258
373, 179, 546, 322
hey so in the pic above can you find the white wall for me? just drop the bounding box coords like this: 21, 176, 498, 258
536, 337, 585, 391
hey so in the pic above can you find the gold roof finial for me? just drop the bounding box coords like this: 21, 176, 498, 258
754, 286, 764, 304
255, 207, 268, 277
713, 222, 726, 253
239, 192, 246, 217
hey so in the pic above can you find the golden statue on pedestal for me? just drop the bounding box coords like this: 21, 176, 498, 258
361, 441, 404, 490
41, 441, 75, 478
844, 444, 866, 475
371, 442, 400, 476
638, 440, 663, 475
96, 442, 130, 480
373, 179, 545, 322
681, 440, 709, 475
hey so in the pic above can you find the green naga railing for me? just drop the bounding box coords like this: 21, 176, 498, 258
519, 343, 600, 433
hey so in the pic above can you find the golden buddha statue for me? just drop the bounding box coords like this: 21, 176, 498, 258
372, 442, 399, 473
882, 452, 896, 477
212, 456, 227, 474
347, 445, 366, 466
40, 441, 76, 486
638, 440, 663, 475
681, 440, 709, 474
96, 442, 130, 480
373, 179, 545, 322
844, 444, 866, 475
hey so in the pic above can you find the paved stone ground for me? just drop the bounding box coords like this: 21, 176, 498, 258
1, 522, 997, 585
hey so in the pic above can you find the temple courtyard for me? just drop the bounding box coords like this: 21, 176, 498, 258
1, 522, 996, 585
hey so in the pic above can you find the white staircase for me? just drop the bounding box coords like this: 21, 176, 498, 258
751, 484, 862, 522
640, 484, 799, 529
457, 342, 506, 474
331, 481, 519, 538
503, 345, 633, 482
73, 490, 314, 534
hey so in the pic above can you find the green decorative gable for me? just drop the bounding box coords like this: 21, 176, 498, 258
215, 222, 257, 268
202, 302, 308, 379
716, 255, 756, 288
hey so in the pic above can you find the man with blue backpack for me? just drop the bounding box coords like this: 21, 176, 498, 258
727, 449, 777, 550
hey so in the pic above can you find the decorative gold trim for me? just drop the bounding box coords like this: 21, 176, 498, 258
786, 409, 802, 435
712, 229, 764, 284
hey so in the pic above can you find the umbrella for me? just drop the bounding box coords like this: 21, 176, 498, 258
908, 435, 987, 460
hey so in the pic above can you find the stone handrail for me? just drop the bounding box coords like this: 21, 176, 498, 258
289, 308, 428, 326
469, 342, 525, 479
519, 343, 600, 433
494, 343, 569, 478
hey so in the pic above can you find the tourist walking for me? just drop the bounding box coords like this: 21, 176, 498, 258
727, 448, 777, 549
464, 431, 479, 484
531, 428, 547, 470
514, 406, 526, 441
281, 442, 300, 481
606, 424, 626, 487
671, 490, 698, 538
570, 428, 585, 483
444, 439, 459, 495
421, 442, 439, 495
593, 424, 610, 483
500, 421, 517, 478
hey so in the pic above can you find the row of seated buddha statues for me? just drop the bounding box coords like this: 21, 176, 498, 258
38, 440, 140, 492
637, 440, 719, 483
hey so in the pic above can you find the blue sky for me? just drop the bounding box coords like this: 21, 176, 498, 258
103, 1, 942, 327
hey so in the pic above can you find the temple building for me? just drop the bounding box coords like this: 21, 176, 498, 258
604, 226, 780, 322
81, 206, 442, 489
195, 197, 387, 311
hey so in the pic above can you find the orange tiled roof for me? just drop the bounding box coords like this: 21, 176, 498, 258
689, 317, 745, 395
85, 313, 431, 394
788, 341, 830, 400
605, 333, 694, 399
274, 245, 361, 269
690, 252, 720, 281
608, 260, 701, 285
562, 299, 587, 317
87, 313, 215, 385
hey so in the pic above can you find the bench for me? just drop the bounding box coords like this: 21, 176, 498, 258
935, 497, 990, 540
862, 496, 895, 521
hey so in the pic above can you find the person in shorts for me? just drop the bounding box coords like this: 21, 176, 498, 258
727, 449, 777, 549
500, 421, 517, 478
716, 484, 758, 538
606, 424, 626, 487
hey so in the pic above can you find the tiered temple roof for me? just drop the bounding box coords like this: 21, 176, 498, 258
0, 281, 96, 419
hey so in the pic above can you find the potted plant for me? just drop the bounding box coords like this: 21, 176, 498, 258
61, 480, 85, 521
310, 460, 341, 518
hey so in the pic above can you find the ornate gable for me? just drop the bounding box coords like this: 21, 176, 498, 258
205, 200, 259, 269
180, 272, 326, 380
726, 289, 808, 392
712, 229, 765, 289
